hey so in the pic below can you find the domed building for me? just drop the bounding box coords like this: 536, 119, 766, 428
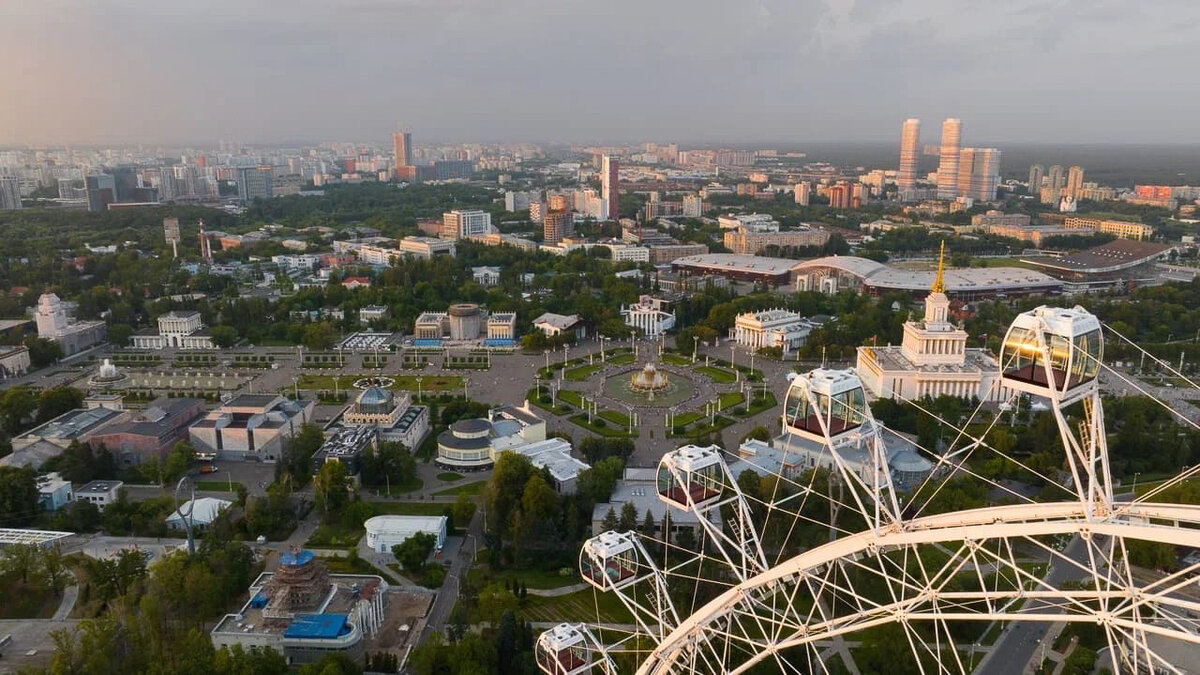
337, 385, 428, 449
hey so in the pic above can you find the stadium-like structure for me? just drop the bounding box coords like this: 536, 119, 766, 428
535, 305, 1200, 674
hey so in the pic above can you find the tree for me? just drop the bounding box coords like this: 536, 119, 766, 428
209, 325, 239, 348
392, 531, 437, 574
641, 510, 657, 538
23, 336, 62, 368
601, 506, 618, 532
296, 652, 363, 675
484, 453, 537, 538
107, 323, 133, 348
36, 544, 70, 595
452, 493, 474, 531
476, 582, 519, 625
618, 501, 638, 531
0, 385, 36, 434
302, 322, 337, 350
313, 461, 350, 513
162, 441, 195, 484
36, 386, 84, 424
213, 644, 289, 675
0, 543, 39, 584
740, 425, 771, 443
0, 465, 38, 526
283, 423, 326, 484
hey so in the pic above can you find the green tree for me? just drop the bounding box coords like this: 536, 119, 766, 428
618, 501, 638, 531
451, 493, 474, 530
0, 465, 38, 525
40, 544, 71, 595
313, 461, 350, 513
600, 506, 618, 532
209, 325, 239, 348
740, 425, 771, 443
392, 532, 437, 574
162, 440, 195, 484
0, 543, 39, 584
107, 323, 133, 347
213, 644, 289, 675
0, 385, 36, 434
476, 582, 518, 625
296, 652, 363, 675
283, 423, 326, 484
23, 336, 62, 367
302, 322, 337, 350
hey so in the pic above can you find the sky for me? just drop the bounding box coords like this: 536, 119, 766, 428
3, 0, 1199, 146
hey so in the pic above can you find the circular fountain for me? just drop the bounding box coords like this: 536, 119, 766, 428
630, 363, 669, 394
88, 358, 130, 390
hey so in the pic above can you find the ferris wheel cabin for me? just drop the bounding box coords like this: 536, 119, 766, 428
1000, 306, 1102, 404
580, 531, 642, 591
535, 624, 596, 675
782, 369, 870, 442
657, 444, 725, 509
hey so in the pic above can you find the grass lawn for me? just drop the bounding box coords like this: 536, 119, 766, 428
467, 563, 579, 590
680, 415, 735, 439
437, 472, 464, 482
433, 481, 487, 497
0, 572, 60, 619
519, 588, 635, 624
662, 353, 693, 366
717, 391, 745, 410
672, 411, 704, 427
745, 390, 778, 416
564, 363, 604, 381
525, 389, 573, 416
319, 554, 400, 584
598, 409, 631, 426
557, 389, 584, 408
696, 365, 736, 383
193, 480, 245, 492
607, 353, 635, 366
371, 477, 426, 496
569, 414, 633, 437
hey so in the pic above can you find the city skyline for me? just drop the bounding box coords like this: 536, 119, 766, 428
4, 0, 1200, 146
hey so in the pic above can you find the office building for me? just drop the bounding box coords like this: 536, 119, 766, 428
1066, 165, 1085, 200
794, 182, 811, 206
505, 190, 541, 212
441, 209, 492, 239
433, 159, 472, 180
392, 131, 412, 169
0, 176, 21, 210
398, 236, 456, 258
35, 292, 107, 356
955, 148, 1001, 201
723, 227, 830, 255
543, 210, 573, 245
1060, 216, 1155, 240
602, 155, 619, 221
682, 194, 705, 217
75, 480, 124, 510
237, 166, 273, 203
86, 174, 116, 212
935, 118, 962, 200
897, 118, 920, 196
1028, 165, 1044, 196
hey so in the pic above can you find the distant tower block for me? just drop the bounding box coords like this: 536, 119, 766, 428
198, 219, 212, 261
163, 217, 180, 258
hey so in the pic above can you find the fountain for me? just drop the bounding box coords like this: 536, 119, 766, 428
630, 363, 669, 399
88, 358, 130, 389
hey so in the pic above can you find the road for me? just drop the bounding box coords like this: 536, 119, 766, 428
976, 535, 1093, 675
420, 506, 484, 641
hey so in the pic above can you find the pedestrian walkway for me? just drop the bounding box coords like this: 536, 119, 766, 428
50, 582, 79, 620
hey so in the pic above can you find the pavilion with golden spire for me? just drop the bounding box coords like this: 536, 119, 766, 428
854, 240, 1003, 402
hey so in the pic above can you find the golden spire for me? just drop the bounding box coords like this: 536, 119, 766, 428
932, 240, 946, 294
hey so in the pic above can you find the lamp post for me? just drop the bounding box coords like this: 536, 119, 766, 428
630, 331, 636, 358
463, 376, 470, 401
1132, 471, 1141, 496
692, 335, 699, 364
416, 376, 423, 403
731, 345, 738, 382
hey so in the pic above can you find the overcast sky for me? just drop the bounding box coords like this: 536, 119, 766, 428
3, 0, 1199, 146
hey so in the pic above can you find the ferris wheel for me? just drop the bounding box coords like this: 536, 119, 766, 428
535, 305, 1200, 674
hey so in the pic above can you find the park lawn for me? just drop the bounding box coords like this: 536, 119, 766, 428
519, 588, 635, 624
717, 391, 745, 410
598, 409, 631, 426
607, 353, 635, 366
745, 391, 778, 416
569, 414, 633, 438
305, 523, 364, 548
0, 571, 60, 619
557, 389, 584, 408
433, 481, 487, 497
672, 411, 704, 427
680, 415, 735, 439
437, 472, 464, 482
467, 563, 579, 590
370, 477, 426, 496
193, 480, 245, 492
662, 353, 693, 367
526, 389, 573, 416
319, 554, 400, 584
565, 363, 605, 381
696, 365, 736, 383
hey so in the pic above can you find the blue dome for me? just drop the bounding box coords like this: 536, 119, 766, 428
358, 386, 392, 406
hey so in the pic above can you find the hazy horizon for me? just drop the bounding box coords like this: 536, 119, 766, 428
4, 0, 1200, 147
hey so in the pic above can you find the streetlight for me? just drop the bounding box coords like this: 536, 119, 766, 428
463, 377, 470, 401
730, 345, 738, 382
692, 335, 699, 364
630, 331, 636, 358
1132, 471, 1141, 496
416, 376, 423, 402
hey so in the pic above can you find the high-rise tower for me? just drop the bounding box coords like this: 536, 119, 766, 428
1028, 165, 1044, 197
602, 156, 619, 221
897, 118, 921, 196
935, 118, 962, 200
393, 131, 412, 169
1066, 165, 1085, 199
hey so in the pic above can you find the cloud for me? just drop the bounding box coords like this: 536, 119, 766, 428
1, 0, 1198, 145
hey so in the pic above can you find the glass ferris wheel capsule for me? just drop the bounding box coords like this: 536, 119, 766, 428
1000, 305, 1102, 404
